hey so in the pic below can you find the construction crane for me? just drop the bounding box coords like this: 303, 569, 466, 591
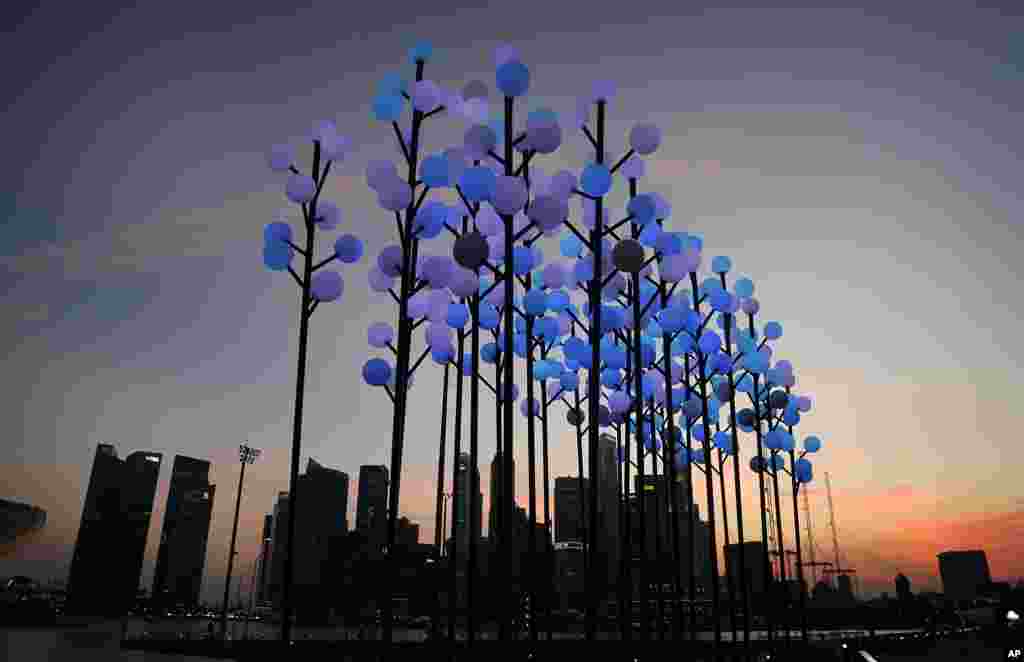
824, 472, 857, 599
802, 488, 816, 579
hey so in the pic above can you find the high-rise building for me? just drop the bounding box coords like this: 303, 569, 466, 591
67, 444, 162, 616
294, 458, 349, 589
597, 434, 620, 590
257, 514, 273, 603
633, 474, 687, 560
152, 455, 216, 608
488, 451, 514, 542
554, 476, 589, 543
553, 541, 586, 610
937, 550, 991, 601
267, 491, 289, 606
453, 452, 482, 562
356, 465, 388, 553
725, 541, 771, 603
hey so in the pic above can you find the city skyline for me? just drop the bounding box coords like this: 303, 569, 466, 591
4, 0, 1024, 607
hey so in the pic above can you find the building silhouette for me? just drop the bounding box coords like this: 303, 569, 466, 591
356, 465, 388, 553
597, 433, 620, 590
553, 541, 586, 610
453, 452, 482, 563
725, 541, 771, 604
396, 516, 420, 552
294, 459, 349, 590
626, 474, 711, 594
488, 451, 514, 542
266, 491, 289, 606
938, 550, 991, 601
67, 444, 162, 616
554, 476, 589, 543
256, 514, 273, 603
152, 455, 216, 609
895, 572, 912, 602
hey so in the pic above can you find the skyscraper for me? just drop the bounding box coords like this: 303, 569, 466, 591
152, 455, 216, 608
597, 433, 621, 589
267, 491, 289, 607
356, 465, 388, 553
67, 444, 162, 616
257, 514, 273, 603
488, 451, 514, 542
554, 476, 589, 543
294, 458, 349, 589
725, 541, 771, 603
937, 550, 992, 601
453, 452, 482, 562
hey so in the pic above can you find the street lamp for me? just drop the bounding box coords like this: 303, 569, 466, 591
221, 443, 260, 640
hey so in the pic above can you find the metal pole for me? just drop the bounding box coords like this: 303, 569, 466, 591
719, 287, 751, 649
221, 456, 247, 640
690, 271, 723, 650
281, 143, 318, 642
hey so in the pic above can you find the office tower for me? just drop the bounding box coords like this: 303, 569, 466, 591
634, 474, 687, 558
294, 459, 349, 588
597, 433, 620, 589
488, 451, 514, 542
257, 514, 273, 603
356, 465, 388, 552
267, 491, 289, 606
725, 541, 771, 603
553, 541, 586, 610
67, 444, 162, 616
937, 550, 992, 601
453, 452, 482, 563
554, 476, 589, 543
152, 455, 216, 609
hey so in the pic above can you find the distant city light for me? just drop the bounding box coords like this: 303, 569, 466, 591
145, 455, 160, 462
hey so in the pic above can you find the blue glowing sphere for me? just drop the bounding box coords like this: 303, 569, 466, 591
408, 41, 433, 64
524, 289, 547, 316
513, 246, 534, 275
362, 358, 392, 386
765, 321, 783, 340
263, 241, 292, 271
628, 194, 657, 225
735, 277, 754, 298
420, 154, 451, 188
264, 222, 292, 244
334, 234, 363, 264
698, 331, 721, 355
496, 60, 530, 97
560, 233, 584, 258
639, 224, 661, 248
580, 163, 612, 197
711, 256, 732, 274
459, 166, 497, 202
372, 93, 404, 122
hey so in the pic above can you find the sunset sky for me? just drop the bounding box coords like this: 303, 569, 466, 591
2, 0, 1022, 605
